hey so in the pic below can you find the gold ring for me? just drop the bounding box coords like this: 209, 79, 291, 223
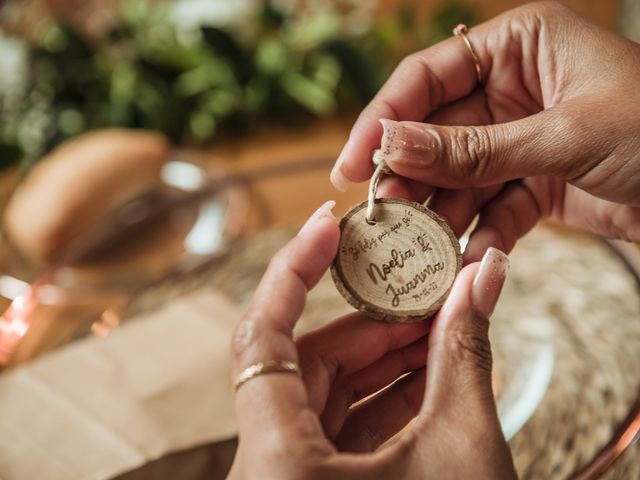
234, 360, 301, 392
453, 24, 483, 85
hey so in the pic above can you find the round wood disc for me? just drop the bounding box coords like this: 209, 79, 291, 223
331, 198, 461, 322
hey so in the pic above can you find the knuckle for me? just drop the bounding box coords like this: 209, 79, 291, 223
447, 127, 492, 183
446, 315, 493, 374
528, 1, 576, 33
499, 2, 572, 44
547, 107, 592, 180
397, 53, 443, 109
230, 312, 262, 362
283, 411, 336, 463
516, 0, 567, 19
266, 429, 291, 456
269, 248, 289, 274
398, 52, 420, 71
531, 0, 571, 16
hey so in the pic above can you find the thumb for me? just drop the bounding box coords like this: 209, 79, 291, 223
422, 247, 509, 421
231, 200, 339, 450
379, 103, 598, 188
409, 247, 516, 480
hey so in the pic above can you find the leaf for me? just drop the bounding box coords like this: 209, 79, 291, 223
309, 53, 341, 90
283, 12, 340, 50
1, 0, 478, 159
202, 89, 240, 117
41, 25, 69, 54
255, 38, 289, 75
189, 111, 216, 140
244, 78, 269, 113
174, 56, 237, 98
200, 26, 252, 82
110, 61, 138, 106
321, 39, 381, 102
121, 0, 153, 28
57, 108, 86, 135
280, 72, 336, 116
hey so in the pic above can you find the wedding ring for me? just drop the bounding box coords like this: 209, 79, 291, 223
453, 23, 483, 85
234, 360, 301, 391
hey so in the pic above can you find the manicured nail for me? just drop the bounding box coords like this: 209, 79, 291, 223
330, 143, 352, 192
471, 247, 509, 318
298, 200, 336, 237
379, 118, 440, 167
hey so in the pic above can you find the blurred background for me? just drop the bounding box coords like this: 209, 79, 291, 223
0, 1, 639, 479
0, 0, 636, 227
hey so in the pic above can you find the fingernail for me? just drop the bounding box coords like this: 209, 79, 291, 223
298, 200, 336, 237
471, 247, 509, 318
379, 118, 440, 167
330, 144, 352, 192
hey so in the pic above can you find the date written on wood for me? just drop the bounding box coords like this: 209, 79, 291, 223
331, 198, 461, 323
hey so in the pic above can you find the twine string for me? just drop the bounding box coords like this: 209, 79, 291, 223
365, 149, 391, 225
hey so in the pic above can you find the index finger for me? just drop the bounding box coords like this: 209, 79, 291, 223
231, 201, 339, 445
330, 26, 487, 190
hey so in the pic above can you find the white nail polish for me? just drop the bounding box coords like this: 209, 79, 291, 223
471, 247, 509, 318
330, 144, 352, 192
379, 118, 440, 167
298, 200, 336, 237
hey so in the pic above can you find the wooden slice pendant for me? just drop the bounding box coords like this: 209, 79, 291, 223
331, 198, 461, 322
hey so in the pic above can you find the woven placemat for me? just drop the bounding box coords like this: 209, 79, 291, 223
130, 224, 640, 478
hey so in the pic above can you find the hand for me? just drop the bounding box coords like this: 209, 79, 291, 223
228, 202, 516, 479
330, 1, 640, 263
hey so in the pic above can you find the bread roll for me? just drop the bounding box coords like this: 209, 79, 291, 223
3, 129, 171, 264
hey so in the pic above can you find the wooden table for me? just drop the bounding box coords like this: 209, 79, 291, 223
206, 116, 368, 231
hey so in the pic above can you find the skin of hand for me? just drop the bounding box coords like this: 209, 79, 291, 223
228, 201, 516, 480
330, 1, 640, 263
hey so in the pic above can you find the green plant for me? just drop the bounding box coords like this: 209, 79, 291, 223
0, 0, 475, 169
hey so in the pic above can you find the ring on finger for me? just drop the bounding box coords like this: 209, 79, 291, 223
234, 360, 301, 392
453, 23, 483, 85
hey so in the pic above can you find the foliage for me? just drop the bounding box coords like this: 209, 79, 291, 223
0, 0, 475, 169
